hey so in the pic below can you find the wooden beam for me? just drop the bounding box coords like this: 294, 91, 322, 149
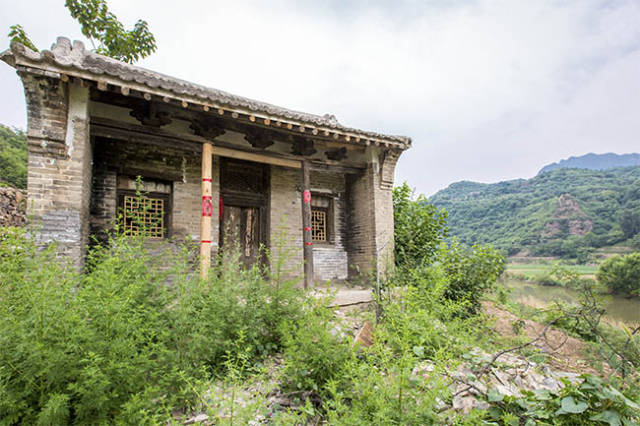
301, 160, 314, 289
214, 146, 301, 169
200, 142, 214, 279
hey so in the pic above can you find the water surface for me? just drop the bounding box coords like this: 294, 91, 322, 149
502, 279, 640, 325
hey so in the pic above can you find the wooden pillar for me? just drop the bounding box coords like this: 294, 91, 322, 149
301, 160, 314, 288
200, 142, 214, 279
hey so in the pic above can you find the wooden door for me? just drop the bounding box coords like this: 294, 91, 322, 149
220, 204, 262, 268
219, 158, 268, 269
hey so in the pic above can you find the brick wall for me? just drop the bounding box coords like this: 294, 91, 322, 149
310, 171, 348, 281
345, 165, 376, 279
345, 147, 397, 280
22, 75, 92, 266
268, 166, 350, 283
90, 140, 219, 255
269, 165, 304, 280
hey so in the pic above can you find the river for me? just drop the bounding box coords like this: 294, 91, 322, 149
502, 278, 640, 325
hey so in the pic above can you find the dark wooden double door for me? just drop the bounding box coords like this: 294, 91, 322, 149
219, 158, 269, 268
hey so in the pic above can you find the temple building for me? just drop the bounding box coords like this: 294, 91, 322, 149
1, 37, 411, 285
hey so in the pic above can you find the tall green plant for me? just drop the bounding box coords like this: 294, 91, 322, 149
393, 182, 448, 268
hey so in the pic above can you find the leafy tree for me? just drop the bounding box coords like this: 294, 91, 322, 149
597, 253, 640, 297
8, 0, 156, 64
393, 182, 448, 268
0, 125, 27, 189
620, 209, 640, 239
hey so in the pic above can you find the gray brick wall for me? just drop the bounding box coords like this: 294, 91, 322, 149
22, 75, 92, 267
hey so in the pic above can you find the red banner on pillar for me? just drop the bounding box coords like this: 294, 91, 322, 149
202, 195, 213, 217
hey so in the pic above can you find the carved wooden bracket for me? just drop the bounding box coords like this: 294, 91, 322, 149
291, 136, 316, 156
129, 102, 172, 127
190, 117, 226, 141
325, 147, 347, 161
244, 128, 274, 149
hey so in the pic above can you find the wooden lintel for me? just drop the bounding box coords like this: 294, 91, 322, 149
213, 146, 301, 169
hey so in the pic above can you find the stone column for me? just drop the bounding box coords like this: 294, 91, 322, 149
21, 73, 92, 268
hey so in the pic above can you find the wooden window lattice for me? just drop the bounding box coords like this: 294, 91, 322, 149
123, 195, 165, 238
311, 209, 327, 242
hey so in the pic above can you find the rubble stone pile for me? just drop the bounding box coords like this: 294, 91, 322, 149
0, 186, 26, 227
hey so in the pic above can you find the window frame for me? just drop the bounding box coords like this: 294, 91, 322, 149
116, 189, 171, 239
310, 193, 335, 246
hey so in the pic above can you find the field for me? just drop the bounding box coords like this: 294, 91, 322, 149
506, 261, 598, 280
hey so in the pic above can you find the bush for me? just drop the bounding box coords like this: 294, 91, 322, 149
597, 253, 640, 297
440, 240, 505, 315
393, 182, 448, 268
280, 297, 354, 396
0, 227, 305, 423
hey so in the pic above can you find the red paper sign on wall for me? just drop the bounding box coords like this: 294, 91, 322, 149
303, 190, 311, 204
202, 195, 213, 217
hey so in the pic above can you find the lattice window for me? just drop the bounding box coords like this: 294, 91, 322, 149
122, 195, 166, 238
311, 208, 327, 242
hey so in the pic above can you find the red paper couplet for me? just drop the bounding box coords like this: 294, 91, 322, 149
202, 195, 213, 217
303, 190, 311, 204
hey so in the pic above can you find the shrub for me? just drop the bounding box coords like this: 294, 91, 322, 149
440, 240, 505, 314
393, 182, 448, 268
597, 253, 640, 297
0, 227, 305, 423
280, 296, 354, 396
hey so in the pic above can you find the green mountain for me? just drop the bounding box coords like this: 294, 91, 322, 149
538, 152, 640, 175
0, 125, 27, 189
430, 167, 640, 258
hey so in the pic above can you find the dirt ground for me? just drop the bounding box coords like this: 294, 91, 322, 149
482, 301, 609, 376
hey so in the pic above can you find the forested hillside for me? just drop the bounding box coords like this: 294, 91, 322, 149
538, 152, 640, 175
0, 125, 27, 189
431, 167, 640, 259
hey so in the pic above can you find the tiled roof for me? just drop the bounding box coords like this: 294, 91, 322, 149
1, 37, 411, 148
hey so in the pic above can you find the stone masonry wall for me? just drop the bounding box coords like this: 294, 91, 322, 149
22, 75, 92, 267
0, 186, 26, 227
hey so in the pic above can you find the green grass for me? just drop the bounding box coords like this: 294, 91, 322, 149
506, 262, 598, 280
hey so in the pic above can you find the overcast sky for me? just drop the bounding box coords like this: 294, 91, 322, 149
1, 0, 639, 195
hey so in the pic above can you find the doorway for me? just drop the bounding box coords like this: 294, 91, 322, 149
219, 158, 269, 268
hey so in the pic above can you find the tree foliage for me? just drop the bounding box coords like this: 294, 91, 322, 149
597, 252, 640, 298
8, 0, 156, 64
393, 182, 448, 268
0, 125, 27, 189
